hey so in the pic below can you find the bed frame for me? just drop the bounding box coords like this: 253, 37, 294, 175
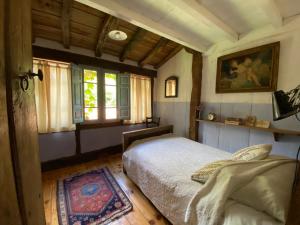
122, 125, 173, 152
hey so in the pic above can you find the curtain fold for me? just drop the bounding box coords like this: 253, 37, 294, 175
33, 59, 75, 133
128, 74, 152, 124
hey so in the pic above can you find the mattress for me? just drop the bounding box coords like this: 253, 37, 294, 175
123, 134, 284, 225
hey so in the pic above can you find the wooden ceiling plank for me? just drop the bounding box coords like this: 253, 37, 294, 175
95, 15, 115, 57
119, 28, 147, 62
155, 45, 183, 69
172, 0, 238, 42
75, 0, 208, 52
139, 37, 169, 67
61, 0, 73, 48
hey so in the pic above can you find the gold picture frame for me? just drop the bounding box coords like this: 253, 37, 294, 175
216, 42, 280, 93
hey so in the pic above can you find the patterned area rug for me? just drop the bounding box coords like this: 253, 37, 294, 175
57, 167, 132, 225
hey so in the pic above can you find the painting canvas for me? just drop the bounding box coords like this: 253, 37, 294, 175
216, 42, 280, 93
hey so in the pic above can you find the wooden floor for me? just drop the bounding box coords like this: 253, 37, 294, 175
42, 152, 172, 225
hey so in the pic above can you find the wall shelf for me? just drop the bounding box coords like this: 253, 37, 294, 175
196, 119, 300, 141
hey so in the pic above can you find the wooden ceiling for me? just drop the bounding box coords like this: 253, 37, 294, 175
32, 0, 184, 69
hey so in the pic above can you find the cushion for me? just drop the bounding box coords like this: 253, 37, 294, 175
191, 160, 233, 183
232, 144, 272, 161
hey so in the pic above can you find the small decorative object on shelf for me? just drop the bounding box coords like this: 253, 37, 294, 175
207, 112, 217, 121
245, 116, 256, 126
255, 120, 271, 128
225, 117, 242, 125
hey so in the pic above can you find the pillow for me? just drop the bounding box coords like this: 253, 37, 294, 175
232, 144, 272, 161
191, 160, 233, 183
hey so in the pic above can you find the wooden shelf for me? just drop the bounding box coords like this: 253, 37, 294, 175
196, 119, 300, 141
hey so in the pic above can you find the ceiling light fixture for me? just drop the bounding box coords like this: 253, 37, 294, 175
108, 30, 127, 41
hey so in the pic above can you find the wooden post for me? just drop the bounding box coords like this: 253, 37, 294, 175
188, 49, 202, 141
4, 0, 46, 224
0, 0, 22, 224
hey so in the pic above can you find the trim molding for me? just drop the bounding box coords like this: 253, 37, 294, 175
41, 144, 122, 172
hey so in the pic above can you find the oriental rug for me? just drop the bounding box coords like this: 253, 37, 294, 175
57, 167, 132, 225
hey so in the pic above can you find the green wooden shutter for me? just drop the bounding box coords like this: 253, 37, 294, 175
118, 73, 131, 120
71, 64, 84, 123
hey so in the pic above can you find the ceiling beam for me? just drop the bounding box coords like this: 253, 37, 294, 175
61, 0, 73, 49
259, 0, 282, 27
119, 28, 147, 62
75, 0, 208, 52
95, 15, 115, 57
172, 0, 238, 42
139, 37, 169, 67
155, 45, 183, 69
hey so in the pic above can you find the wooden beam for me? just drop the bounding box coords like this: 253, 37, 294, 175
32, 45, 157, 77
139, 37, 169, 67
172, 0, 238, 42
260, 0, 282, 27
76, 0, 208, 52
95, 15, 115, 57
61, 0, 73, 48
189, 51, 202, 141
155, 45, 183, 69
119, 28, 146, 62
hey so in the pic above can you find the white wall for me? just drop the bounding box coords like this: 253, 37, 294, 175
200, 22, 300, 157
202, 21, 300, 104
39, 124, 145, 162
155, 49, 193, 137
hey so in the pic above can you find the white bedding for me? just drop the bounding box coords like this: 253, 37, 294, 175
123, 134, 294, 225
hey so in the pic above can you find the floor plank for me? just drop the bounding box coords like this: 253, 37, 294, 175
42, 153, 171, 225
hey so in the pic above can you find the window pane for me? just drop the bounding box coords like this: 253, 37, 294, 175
105, 85, 116, 107
84, 83, 97, 107
84, 108, 98, 120
106, 108, 117, 119
84, 69, 97, 83
105, 73, 117, 85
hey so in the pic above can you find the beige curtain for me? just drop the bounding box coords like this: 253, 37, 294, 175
128, 74, 152, 123
33, 59, 75, 133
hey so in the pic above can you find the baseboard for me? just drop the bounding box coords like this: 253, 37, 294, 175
41, 144, 122, 172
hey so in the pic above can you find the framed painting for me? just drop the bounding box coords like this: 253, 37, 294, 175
216, 42, 280, 93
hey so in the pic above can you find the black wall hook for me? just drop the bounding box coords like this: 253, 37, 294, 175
19, 69, 43, 91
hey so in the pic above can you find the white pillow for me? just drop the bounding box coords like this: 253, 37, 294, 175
232, 144, 272, 161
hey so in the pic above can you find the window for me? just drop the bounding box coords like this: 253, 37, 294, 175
83, 69, 98, 120
105, 72, 117, 120
71, 65, 152, 125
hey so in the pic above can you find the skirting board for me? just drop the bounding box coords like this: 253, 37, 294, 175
41, 144, 122, 172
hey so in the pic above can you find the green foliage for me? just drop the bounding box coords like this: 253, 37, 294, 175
84, 70, 97, 83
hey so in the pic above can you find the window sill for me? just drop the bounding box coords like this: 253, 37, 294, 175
76, 121, 145, 130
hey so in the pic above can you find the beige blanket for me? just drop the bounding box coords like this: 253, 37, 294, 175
185, 158, 295, 225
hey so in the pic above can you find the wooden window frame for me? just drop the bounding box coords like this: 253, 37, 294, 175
81, 66, 121, 125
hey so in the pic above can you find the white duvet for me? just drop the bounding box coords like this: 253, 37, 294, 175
123, 134, 295, 225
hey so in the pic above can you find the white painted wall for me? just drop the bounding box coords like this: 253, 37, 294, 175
202, 21, 300, 104
155, 49, 193, 137
200, 22, 300, 157
39, 124, 145, 162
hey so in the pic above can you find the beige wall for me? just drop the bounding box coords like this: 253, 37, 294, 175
202, 20, 300, 104
155, 49, 193, 136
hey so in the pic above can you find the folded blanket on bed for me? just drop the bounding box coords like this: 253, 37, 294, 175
185, 158, 295, 225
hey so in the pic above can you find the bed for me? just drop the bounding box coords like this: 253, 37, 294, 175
122, 125, 296, 225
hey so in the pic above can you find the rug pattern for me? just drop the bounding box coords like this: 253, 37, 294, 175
57, 167, 132, 225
